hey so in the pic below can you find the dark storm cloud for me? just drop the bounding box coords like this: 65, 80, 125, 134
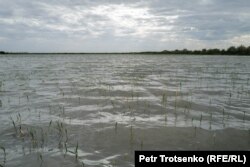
0, 0, 250, 52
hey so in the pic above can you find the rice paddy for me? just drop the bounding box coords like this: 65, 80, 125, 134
0, 54, 249, 166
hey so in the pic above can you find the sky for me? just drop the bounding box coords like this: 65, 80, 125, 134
0, 0, 250, 52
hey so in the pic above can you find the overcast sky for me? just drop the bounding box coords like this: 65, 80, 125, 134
0, 0, 250, 52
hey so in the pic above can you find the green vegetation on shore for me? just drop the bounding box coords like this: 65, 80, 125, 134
159, 45, 250, 55
1, 45, 250, 55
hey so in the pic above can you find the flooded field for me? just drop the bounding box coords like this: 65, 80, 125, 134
0, 54, 250, 166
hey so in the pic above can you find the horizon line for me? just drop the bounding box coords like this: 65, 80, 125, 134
1, 45, 250, 55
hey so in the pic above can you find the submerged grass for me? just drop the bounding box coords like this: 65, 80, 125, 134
0, 146, 6, 167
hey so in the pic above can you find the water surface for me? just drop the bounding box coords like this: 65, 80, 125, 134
0, 54, 250, 166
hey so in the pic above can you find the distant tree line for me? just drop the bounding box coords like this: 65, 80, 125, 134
158, 45, 250, 55
1, 45, 250, 55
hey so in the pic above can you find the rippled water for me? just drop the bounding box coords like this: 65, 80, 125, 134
0, 54, 250, 166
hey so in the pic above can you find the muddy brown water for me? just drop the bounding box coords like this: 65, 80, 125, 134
0, 54, 249, 166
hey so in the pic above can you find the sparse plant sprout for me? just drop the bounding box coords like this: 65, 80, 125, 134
75, 141, 78, 160
111, 100, 115, 108
38, 152, 43, 167
10, 117, 17, 134
22, 145, 25, 156
65, 129, 68, 143
130, 125, 133, 144
64, 142, 68, 155
0, 146, 6, 165
213, 133, 216, 145
161, 92, 167, 107
222, 108, 225, 121
164, 112, 168, 125
62, 106, 65, 116
199, 114, 203, 126
29, 129, 37, 148
194, 126, 197, 137
242, 111, 246, 122
140, 140, 144, 150
41, 129, 45, 148
49, 120, 52, 129
209, 112, 212, 130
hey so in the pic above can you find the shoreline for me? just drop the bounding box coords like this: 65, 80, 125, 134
1, 52, 250, 56
1, 45, 250, 55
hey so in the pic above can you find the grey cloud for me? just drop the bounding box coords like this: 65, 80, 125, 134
0, 0, 250, 52
146, 0, 250, 43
